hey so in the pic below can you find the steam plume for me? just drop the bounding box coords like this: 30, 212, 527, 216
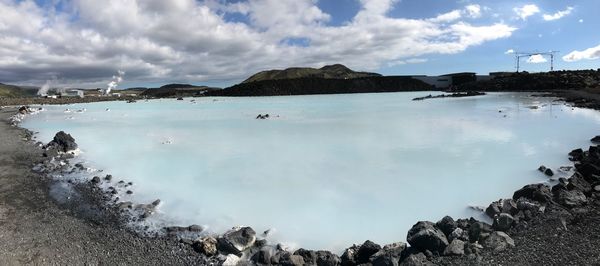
103, 70, 125, 95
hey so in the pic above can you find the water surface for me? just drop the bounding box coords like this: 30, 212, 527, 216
22, 92, 600, 251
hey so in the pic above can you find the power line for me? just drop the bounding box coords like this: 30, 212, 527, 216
514, 51, 559, 72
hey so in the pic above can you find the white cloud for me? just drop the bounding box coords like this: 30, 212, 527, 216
430, 10, 462, 23
579, 19, 584, 23
0, 0, 517, 86
464, 4, 482, 18
505, 49, 515, 54
542, 6, 574, 21
526, 54, 547, 63
514, 4, 540, 20
563, 44, 600, 62
387, 58, 428, 67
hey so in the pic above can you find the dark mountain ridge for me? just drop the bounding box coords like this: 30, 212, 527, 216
242, 64, 381, 84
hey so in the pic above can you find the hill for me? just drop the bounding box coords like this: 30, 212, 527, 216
242, 64, 381, 84
206, 76, 433, 97
141, 84, 220, 98
0, 83, 37, 98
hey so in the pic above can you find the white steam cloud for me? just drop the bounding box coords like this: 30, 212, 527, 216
103, 70, 125, 95
37, 76, 57, 96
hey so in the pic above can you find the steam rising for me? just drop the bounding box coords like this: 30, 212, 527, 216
103, 70, 125, 95
37, 78, 56, 96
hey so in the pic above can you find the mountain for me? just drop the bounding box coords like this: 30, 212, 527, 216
206, 76, 433, 97
0, 83, 38, 98
141, 84, 221, 98
241, 64, 381, 84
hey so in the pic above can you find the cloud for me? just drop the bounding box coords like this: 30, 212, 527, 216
526, 54, 547, 63
505, 49, 515, 54
464, 4, 482, 18
387, 58, 428, 66
514, 4, 540, 20
543, 6, 574, 21
563, 44, 600, 62
0, 0, 517, 87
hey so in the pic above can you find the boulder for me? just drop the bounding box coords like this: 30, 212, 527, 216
501, 199, 518, 214
217, 227, 256, 255
399, 253, 433, 266
516, 198, 541, 212
406, 221, 449, 253
251, 248, 272, 264
545, 168, 554, 177
341, 245, 359, 266
449, 228, 468, 242
576, 163, 600, 180
435, 216, 457, 237
485, 201, 501, 218
370, 242, 406, 266
271, 251, 305, 266
193, 236, 218, 256
91, 176, 101, 184
568, 148, 584, 161
482, 232, 515, 252
293, 248, 316, 265
221, 254, 240, 266
592, 136, 600, 144
557, 189, 588, 208
355, 240, 381, 264
48, 131, 78, 152
492, 213, 514, 232
538, 165, 547, 173
567, 174, 592, 194
512, 184, 552, 203
468, 221, 492, 243
443, 239, 465, 256
315, 251, 341, 266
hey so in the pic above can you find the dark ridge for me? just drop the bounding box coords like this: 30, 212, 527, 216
241, 64, 381, 84
457, 70, 600, 92
206, 76, 433, 97
141, 85, 220, 98
159, 84, 197, 89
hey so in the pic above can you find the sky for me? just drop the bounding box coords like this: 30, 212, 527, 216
0, 0, 599, 89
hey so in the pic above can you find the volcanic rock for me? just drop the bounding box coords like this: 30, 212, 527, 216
482, 232, 515, 252
406, 221, 449, 253
443, 239, 465, 256
399, 253, 433, 266
436, 216, 457, 237
370, 242, 406, 266
47, 131, 78, 152
557, 189, 588, 208
217, 227, 256, 255
193, 236, 217, 256
492, 213, 515, 232
512, 184, 552, 203
355, 240, 381, 264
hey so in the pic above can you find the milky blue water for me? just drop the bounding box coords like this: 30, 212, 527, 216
21, 92, 600, 251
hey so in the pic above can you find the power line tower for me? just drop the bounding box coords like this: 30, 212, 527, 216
514, 51, 559, 72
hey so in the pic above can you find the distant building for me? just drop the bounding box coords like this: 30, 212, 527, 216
60, 90, 84, 98
411, 72, 479, 89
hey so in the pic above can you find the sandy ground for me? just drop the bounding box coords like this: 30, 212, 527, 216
0, 107, 210, 265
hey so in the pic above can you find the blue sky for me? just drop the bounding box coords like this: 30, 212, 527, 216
0, 0, 599, 88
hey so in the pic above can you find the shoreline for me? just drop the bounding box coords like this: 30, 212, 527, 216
3, 91, 600, 265
0, 107, 216, 265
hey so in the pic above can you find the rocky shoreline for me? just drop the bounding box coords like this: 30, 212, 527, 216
3, 92, 600, 265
